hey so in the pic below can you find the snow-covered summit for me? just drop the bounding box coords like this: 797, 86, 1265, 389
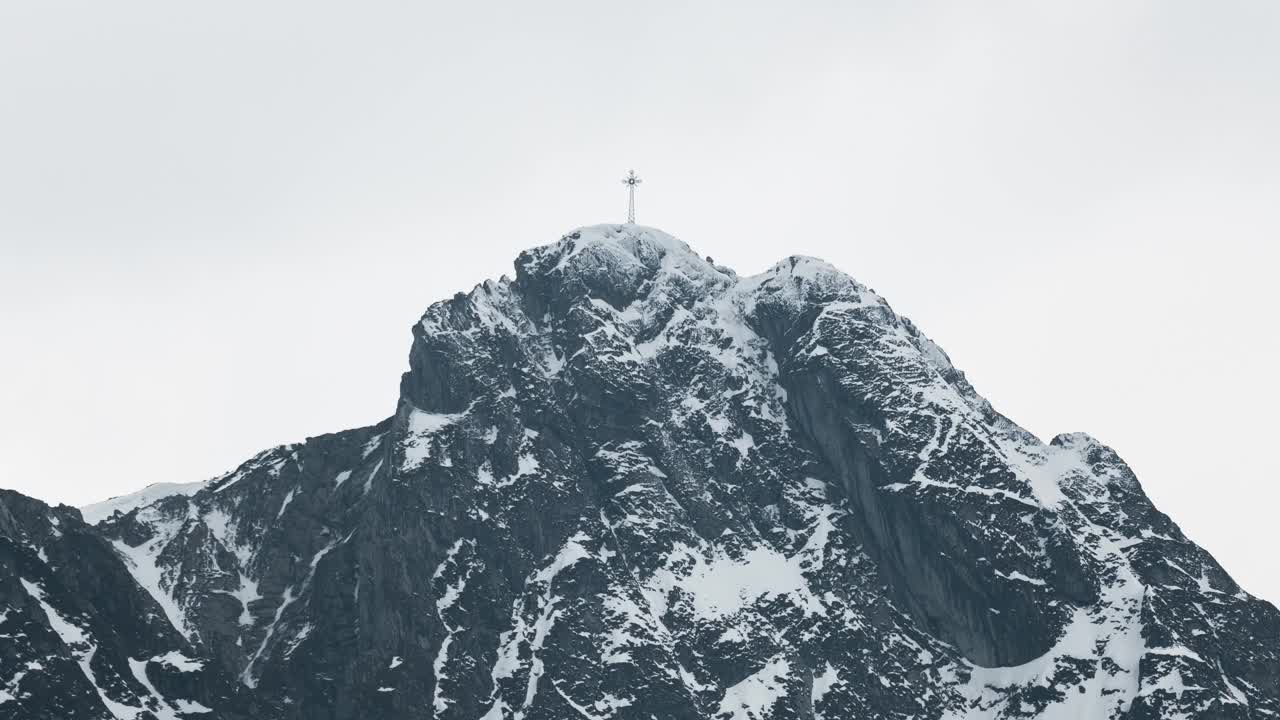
741, 254, 880, 308
526, 224, 728, 280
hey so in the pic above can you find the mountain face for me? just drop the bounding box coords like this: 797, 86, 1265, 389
3, 224, 1277, 719
0, 490, 263, 719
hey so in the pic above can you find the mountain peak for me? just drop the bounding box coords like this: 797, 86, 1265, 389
16, 225, 1277, 719
513, 223, 735, 310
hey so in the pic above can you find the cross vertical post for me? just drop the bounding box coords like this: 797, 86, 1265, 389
621, 170, 642, 224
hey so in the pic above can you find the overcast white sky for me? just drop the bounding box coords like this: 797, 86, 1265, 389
1, 1, 1276, 601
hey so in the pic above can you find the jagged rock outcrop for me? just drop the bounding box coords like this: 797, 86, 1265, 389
4, 224, 1277, 719
0, 490, 261, 719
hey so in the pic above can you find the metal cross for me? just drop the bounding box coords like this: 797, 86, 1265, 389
621, 170, 641, 224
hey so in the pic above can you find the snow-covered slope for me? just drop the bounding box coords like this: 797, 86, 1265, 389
6, 224, 1275, 719
80, 481, 209, 526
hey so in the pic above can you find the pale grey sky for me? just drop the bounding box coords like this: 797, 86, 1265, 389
1, 1, 1276, 601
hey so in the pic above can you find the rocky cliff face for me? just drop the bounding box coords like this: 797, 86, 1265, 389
4, 224, 1277, 719
0, 490, 262, 719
